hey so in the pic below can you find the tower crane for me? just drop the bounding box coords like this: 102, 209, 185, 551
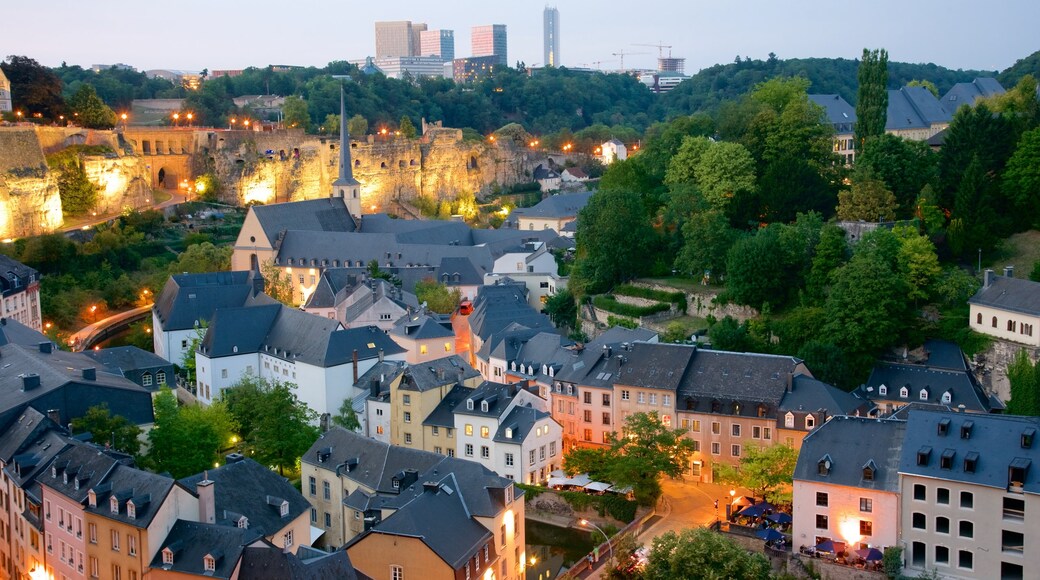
634, 42, 673, 59
611, 50, 649, 71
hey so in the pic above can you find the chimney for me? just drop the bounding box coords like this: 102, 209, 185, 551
785, 373, 793, 393
47, 409, 61, 425
1004, 265, 1014, 278
21, 373, 41, 391
436, 368, 446, 381
38, 342, 52, 354
197, 475, 216, 524
352, 349, 359, 384
82, 368, 97, 381
225, 453, 245, 464
984, 269, 995, 288
603, 345, 611, 359
378, 349, 384, 363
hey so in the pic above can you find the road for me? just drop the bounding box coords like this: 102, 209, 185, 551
68, 303, 153, 351
60, 189, 187, 234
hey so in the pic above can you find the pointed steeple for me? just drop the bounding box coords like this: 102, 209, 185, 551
332, 84, 362, 218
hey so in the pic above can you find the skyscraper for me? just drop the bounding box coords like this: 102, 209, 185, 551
543, 6, 560, 67
374, 21, 427, 57
471, 24, 507, 66
420, 29, 455, 61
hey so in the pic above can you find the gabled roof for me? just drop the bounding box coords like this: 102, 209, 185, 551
533, 164, 560, 180
0, 408, 59, 464
886, 86, 952, 131
899, 410, 1040, 494
151, 520, 262, 578
390, 312, 454, 341
85, 463, 177, 528
423, 384, 476, 428
41, 442, 123, 503
249, 197, 356, 246
178, 458, 310, 538
780, 375, 872, 417
398, 355, 480, 393
509, 191, 593, 220
807, 94, 856, 131
494, 405, 552, 444
153, 271, 259, 332
0, 254, 39, 296
562, 167, 588, 179
436, 256, 486, 286
677, 348, 804, 405
941, 77, 1005, 114
239, 542, 359, 580
969, 274, 1040, 316
794, 415, 906, 492
84, 346, 173, 374
0, 318, 48, 347
616, 343, 697, 391
469, 282, 554, 341
452, 381, 524, 419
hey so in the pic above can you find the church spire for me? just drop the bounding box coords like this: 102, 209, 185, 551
332, 84, 361, 219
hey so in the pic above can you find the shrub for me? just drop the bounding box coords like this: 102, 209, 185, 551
614, 284, 687, 311
593, 295, 671, 318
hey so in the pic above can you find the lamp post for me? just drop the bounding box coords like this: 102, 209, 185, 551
186, 112, 193, 127
172, 112, 180, 127
120, 112, 128, 130
579, 519, 613, 567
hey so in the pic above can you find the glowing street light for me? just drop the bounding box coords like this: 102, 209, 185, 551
579, 519, 613, 566
120, 112, 128, 130
172, 112, 180, 126
186, 112, 194, 127
89, 304, 98, 322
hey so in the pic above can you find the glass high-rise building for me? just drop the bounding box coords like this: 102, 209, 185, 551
543, 6, 560, 67
420, 29, 455, 61
471, 24, 507, 66
375, 21, 427, 58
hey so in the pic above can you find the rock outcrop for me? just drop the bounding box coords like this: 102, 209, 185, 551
0, 128, 63, 238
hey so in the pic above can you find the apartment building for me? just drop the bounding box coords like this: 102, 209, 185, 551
0, 255, 41, 332
388, 355, 482, 451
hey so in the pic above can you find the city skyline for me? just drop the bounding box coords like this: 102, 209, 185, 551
1, 1, 1037, 75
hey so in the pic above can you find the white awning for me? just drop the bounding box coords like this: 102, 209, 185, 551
310, 525, 326, 544
584, 481, 611, 492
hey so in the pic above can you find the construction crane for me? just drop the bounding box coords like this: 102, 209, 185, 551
580, 60, 616, 70
611, 50, 649, 71
634, 42, 673, 59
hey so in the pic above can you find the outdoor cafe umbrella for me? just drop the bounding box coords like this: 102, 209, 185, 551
815, 540, 840, 553
736, 502, 775, 518
756, 528, 785, 542
767, 512, 792, 524
856, 548, 884, 562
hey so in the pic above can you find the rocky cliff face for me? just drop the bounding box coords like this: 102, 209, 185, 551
973, 340, 1040, 404
0, 128, 63, 238
83, 156, 153, 214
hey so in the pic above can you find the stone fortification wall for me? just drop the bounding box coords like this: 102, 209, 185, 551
34, 126, 120, 154
82, 156, 153, 214
974, 340, 1040, 404
0, 128, 63, 238
629, 281, 759, 322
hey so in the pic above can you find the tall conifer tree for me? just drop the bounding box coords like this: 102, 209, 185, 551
855, 48, 889, 148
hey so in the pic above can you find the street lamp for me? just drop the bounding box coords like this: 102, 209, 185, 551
579, 519, 613, 566
172, 112, 180, 127
186, 112, 194, 127
120, 112, 128, 130
89, 305, 98, 323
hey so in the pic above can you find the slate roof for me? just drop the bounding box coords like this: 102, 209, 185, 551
356, 360, 407, 396
303, 270, 364, 309
423, 384, 476, 428
533, 164, 560, 180
303, 427, 516, 518
390, 312, 454, 341
856, 341, 1002, 413
508, 191, 593, 222
899, 409, 1040, 494
616, 343, 698, 391
178, 458, 310, 537
0, 254, 39, 297
2, 425, 74, 502
398, 355, 480, 393
808, 94, 856, 133
941, 77, 1005, 114
436, 256, 486, 286
250, 197, 356, 246
968, 275, 1040, 317
506, 331, 577, 380
886, 86, 952, 131
0, 318, 49, 347
676, 348, 804, 406
477, 325, 548, 362
239, 543, 359, 580
84, 346, 172, 373
153, 271, 258, 332
468, 282, 555, 341
781, 375, 872, 416
85, 463, 177, 528
0, 408, 59, 465
357, 473, 494, 570
453, 381, 524, 419
585, 326, 658, 349
343, 280, 418, 325
41, 442, 124, 504
200, 303, 403, 367
794, 415, 906, 493
151, 520, 263, 579
494, 405, 553, 444
554, 343, 626, 390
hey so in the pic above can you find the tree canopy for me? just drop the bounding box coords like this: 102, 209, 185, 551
643, 528, 772, 580
71, 403, 143, 458
223, 376, 319, 475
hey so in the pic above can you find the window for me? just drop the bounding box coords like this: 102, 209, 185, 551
878, 385, 887, 395
420, 345, 427, 355
465, 424, 473, 436
815, 514, 828, 530
816, 492, 828, 507
550, 441, 557, 456
711, 442, 720, 455
992, 316, 998, 328
465, 444, 474, 456
434, 446, 442, 454
691, 440, 700, 452
111, 529, 120, 551
1003, 497, 1025, 520
959, 520, 973, 538
529, 450, 536, 465
936, 516, 950, 534
404, 411, 411, 423
142, 373, 153, 387
859, 520, 872, 537
89, 523, 97, 544
584, 391, 592, 404
404, 433, 412, 444
934, 545, 949, 565
711, 421, 721, 435
937, 487, 950, 505
958, 550, 972, 570
583, 429, 592, 441
283, 530, 294, 549
432, 426, 439, 436
323, 480, 330, 500
752, 426, 761, 439
960, 491, 973, 509
128, 535, 136, 556
583, 410, 592, 423
602, 412, 611, 425
402, 394, 411, 406
912, 512, 926, 530
913, 484, 926, 501
93, 556, 101, 575
391, 565, 404, 580
805, 415, 816, 429
860, 498, 872, 512
481, 446, 490, 459
732, 424, 741, 437
621, 390, 630, 401
663, 394, 671, 406
309, 476, 316, 496
637, 392, 646, 404
311, 508, 317, 523
649, 393, 657, 405
731, 444, 741, 457
691, 420, 701, 432
1003, 529, 1024, 554
784, 412, 794, 428
221, 369, 228, 379
444, 342, 452, 352
505, 453, 514, 466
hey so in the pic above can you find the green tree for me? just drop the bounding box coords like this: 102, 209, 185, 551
894, 225, 941, 303
855, 48, 889, 148
414, 278, 461, 314
259, 259, 294, 305
805, 225, 848, 302
907, 79, 939, 97
797, 341, 850, 389
708, 316, 754, 352
563, 412, 694, 506
333, 398, 361, 431
347, 114, 368, 136
66, 84, 117, 129
48, 150, 99, 216
1003, 126, 1040, 223
1, 55, 65, 120
281, 95, 310, 131
572, 189, 655, 295
643, 528, 771, 580
193, 173, 221, 203
724, 226, 789, 309
70, 404, 143, 457
836, 168, 899, 221
948, 155, 999, 258
695, 142, 757, 211
168, 242, 231, 274
146, 388, 237, 478
675, 209, 737, 280
715, 444, 798, 504
399, 115, 417, 138
179, 324, 207, 385
664, 136, 712, 186
224, 376, 319, 475
857, 134, 939, 216
938, 103, 1016, 211
1030, 260, 1040, 283
544, 289, 578, 330
1006, 350, 1040, 416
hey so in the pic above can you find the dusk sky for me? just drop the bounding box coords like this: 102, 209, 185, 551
3, 0, 1037, 75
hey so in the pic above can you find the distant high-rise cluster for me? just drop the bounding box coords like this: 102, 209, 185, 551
375, 21, 441, 58
471, 24, 508, 66
543, 6, 560, 67
419, 29, 455, 61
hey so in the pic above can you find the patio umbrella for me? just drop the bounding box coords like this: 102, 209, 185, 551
737, 502, 776, 518
756, 528, 785, 542
767, 512, 792, 524
732, 496, 755, 507
856, 548, 884, 562
815, 540, 837, 553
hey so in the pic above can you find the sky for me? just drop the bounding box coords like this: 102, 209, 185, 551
2, 0, 1037, 75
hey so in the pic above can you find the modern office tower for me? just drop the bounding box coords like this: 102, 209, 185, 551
375, 21, 427, 57
543, 6, 560, 67
420, 29, 455, 61
471, 24, 507, 66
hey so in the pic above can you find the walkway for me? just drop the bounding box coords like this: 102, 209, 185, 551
68, 304, 153, 351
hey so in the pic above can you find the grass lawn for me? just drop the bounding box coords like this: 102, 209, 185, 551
993, 230, 1040, 277
151, 189, 173, 204
640, 277, 725, 294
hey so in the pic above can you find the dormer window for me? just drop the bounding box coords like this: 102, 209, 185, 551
940, 449, 955, 470
961, 421, 974, 439
900, 386, 909, 398
88, 490, 96, 508
481, 401, 489, 413
51, 465, 57, 478
466, 399, 474, 411
63, 472, 68, 484
128, 501, 137, 519
919, 389, 929, 401
784, 412, 794, 428
204, 555, 215, 572
917, 446, 932, 466
279, 501, 289, 517
110, 496, 119, 514
862, 461, 877, 481
878, 384, 887, 396
818, 455, 832, 476
941, 391, 952, 404
511, 361, 517, 371
1022, 429, 1036, 449
237, 517, 249, 529
162, 548, 174, 565
964, 452, 979, 473
937, 418, 950, 436
392, 479, 401, 490
505, 428, 513, 439
805, 415, 816, 430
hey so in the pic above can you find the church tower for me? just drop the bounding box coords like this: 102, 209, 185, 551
332, 85, 362, 218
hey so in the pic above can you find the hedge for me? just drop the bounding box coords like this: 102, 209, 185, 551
517, 484, 638, 523
593, 295, 671, 318
614, 284, 687, 312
